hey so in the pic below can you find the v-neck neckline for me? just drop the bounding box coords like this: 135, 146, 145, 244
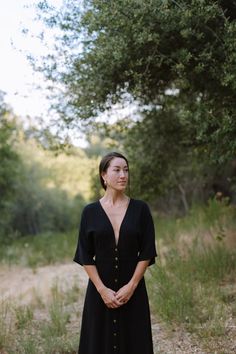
98, 198, 132, 247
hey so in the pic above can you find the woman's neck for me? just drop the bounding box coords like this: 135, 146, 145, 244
100, 190, 128, 206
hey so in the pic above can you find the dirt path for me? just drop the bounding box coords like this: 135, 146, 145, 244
0, 263, 205, 354
0, 263, 87, 305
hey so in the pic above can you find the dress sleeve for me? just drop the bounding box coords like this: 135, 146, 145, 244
73, 207, 95, 266
138, 202, 157, 266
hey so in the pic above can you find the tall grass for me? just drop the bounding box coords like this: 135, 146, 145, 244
150, 246, 235, 330
0, 230, 78, 268
15, 305, 34, 330
1, 198, 235, 352
43, 284, 70, 337
155, 198, 235, 245
0, 282, 81, 353
0, 300, 12, 350
149, 199, 236, 345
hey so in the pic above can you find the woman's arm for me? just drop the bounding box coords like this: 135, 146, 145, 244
83, 265, 122, 309
115, 260, 150, 303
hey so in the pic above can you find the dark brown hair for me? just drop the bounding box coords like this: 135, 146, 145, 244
99, 152, 129, 190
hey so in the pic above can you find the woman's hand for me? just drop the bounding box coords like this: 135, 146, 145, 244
115, 282, 136, 305
99, 286, 122, 309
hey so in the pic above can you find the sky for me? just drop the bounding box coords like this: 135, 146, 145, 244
0, 0, 47, 116
0, 0, 54, 116
0, 0, 138, 146
0, 0, 91, 146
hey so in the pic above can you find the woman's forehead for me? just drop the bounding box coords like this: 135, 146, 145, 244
109, 157, 128, 167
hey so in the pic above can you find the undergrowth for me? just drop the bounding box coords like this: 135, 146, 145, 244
149, 199, 236, 351
0, 199, 235, 352
0, 283, 80, 353
0, 230, 78, 268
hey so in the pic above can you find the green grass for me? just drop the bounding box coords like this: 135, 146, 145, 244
149, 199, 236, 351
15, 305, 34, 330
155, 198, 236, 246
0, 198, 235, 352
0, 300, 12, 350
45, 284, 71, 337
150, 246, 235, 327
0, 230, 78, 268
0, 282, 81, 353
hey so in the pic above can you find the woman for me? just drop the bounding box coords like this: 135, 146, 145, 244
74, 151, 157, 354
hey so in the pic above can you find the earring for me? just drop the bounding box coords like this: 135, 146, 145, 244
104, 180, 107, 185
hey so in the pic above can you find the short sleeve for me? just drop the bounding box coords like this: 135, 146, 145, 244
73, 207, 95, 266
138, 202, 157, 266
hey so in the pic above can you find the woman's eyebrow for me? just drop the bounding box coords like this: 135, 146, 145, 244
112, 165, 128, 168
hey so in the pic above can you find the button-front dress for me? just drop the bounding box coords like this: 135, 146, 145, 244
74, 198, 157, 354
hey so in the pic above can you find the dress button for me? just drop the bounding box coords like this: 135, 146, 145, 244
115, 248, 118, 252
115, 257, 118, 261
113, 345, 117, 349
113, 319, 117, 323
113, 332, 117, 336
114, 278, 118, 282
115, 265, 118, 269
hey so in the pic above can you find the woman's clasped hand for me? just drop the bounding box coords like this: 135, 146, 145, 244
98, 283, 135, 309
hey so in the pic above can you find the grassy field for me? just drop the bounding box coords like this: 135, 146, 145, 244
0, 230, 78, 269
0, 283, 82, 353
149, 199, 236, 353
0, 199, 236, 353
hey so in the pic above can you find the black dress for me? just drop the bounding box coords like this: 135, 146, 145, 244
73, 198, 157, 354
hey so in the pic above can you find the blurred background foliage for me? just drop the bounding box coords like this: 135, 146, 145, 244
34, 0, 236, 206
1, 0, 236, 242
0, 92, 100, 242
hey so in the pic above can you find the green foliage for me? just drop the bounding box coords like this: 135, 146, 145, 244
0, 286, 79, 353
0, 106, 100, 240
36, 0, 236, 164
149, 199, 236, 342
0, 300, 12, 350
19, 336, 38, 354
42, 284, 70, 337
15, 305, 34, 330
155, 198, 236, 253
151, 245, 235, 337
33, 0, 236, 206
0, 116, 19, 199
4, 148, 86, 239
0, 97, 22, 239
124, 104, 203, 203
0, 230, 78, 267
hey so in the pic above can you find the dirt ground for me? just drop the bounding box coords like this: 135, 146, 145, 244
0, 263, 207, 354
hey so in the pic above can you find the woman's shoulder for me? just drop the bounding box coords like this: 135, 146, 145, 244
81, 201, 100, 215
130, 198, 150, 209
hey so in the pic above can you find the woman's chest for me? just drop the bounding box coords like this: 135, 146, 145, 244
87, 209, 142, 250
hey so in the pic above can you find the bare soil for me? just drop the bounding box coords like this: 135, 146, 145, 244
0, 263, 209, 353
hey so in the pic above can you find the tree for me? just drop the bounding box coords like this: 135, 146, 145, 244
34, 0, 236, 206
0, 93, 89, 239
0, 93, 22, 238
36, 0, 236, 163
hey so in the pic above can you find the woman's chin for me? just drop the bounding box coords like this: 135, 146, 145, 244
115, 185, 127, 191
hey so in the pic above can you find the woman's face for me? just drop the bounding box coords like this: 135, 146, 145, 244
102, 157, 129, 191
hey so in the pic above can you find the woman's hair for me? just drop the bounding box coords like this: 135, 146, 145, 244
99, 152, 129, 190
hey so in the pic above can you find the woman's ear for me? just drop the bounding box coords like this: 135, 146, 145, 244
101, 172, 107, 187
101, 172, 106, 181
